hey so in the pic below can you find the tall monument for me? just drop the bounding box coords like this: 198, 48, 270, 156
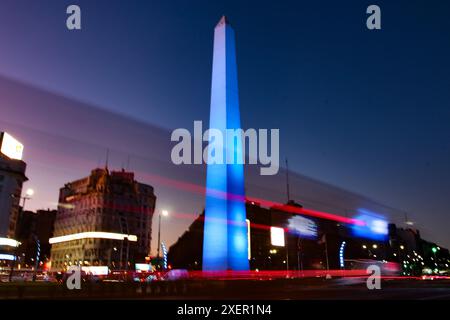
202, 16, 249, 271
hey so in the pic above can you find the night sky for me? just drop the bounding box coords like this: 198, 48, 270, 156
0, 0, 449, 250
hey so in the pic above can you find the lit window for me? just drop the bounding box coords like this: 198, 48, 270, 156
270, 227, 285, 247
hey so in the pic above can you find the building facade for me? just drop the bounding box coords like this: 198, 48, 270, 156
169, 200, 450, 276
0, 154, 27, 239
0, 132, 27, 266
15, 209, 57, 268
50, 168, 156, 270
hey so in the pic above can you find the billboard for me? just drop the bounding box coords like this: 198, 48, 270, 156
0, 132, 24, 160
287, 215, 318, 239
135, 263, 152, 272
81, 266, 109, 276
270, 227, 285, 247
351, 209, 389, 241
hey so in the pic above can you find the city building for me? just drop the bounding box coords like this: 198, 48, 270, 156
15, 209, 57, 268
49, 168, 156, 270
388, 225, 450, 276
169, 200, 450, 276
170, 201, 349, 271
0, 132, 27, 266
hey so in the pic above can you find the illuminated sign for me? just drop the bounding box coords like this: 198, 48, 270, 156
127, 235, 138, 241
339, 241, 346, 268
0, 132, 24, 160
351, 210, 388, 240
370, 219, 388, 235
161, 242, 168, 269
0, 237, 21, 247
49, 232, 138, 244
0, 254, 16, 261
270, 227, 285, 247
81, 266, 109, 276
135, 263, 152, 272
287, 215, 318, 239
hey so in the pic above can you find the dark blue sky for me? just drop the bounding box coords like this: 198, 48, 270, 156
0, 0, 449, 248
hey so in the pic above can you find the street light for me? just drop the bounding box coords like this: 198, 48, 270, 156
19, 188, 34, 208
157, 210, 169, 268
9, 188, 34, 281
25, 188, 34, 197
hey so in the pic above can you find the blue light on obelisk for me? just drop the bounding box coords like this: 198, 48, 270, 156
203, 16, 249, 271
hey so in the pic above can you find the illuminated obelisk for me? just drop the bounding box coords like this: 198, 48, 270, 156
202, 16, 249, 271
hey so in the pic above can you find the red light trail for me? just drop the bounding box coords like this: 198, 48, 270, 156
140, 172, 365, 226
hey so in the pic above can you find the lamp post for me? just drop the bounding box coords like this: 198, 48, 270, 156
284, 231, 290, 276
9, 188, 34, 282
156, 210, 169, 269
297, 235, 303, 276
22, 188, 34, 208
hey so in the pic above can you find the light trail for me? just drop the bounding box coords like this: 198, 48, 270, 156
140, 172, 366, 226
49, 232, 138, 244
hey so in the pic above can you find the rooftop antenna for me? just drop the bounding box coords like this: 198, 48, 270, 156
404, 212, 414, 226
126, 155, 131, 171
105, 148, 109, 170
286, 157, 291, 203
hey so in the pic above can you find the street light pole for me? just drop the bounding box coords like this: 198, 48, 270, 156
8, 188, 33, 282
324, 234, 330, 271
125, 238, 129, 271
156, 210, 168, 269
157, 213, 161, 260
297, 236, 303, 275
285, 232, 289, 273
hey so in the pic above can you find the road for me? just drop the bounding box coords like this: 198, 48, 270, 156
148, 278, 450, 300
1, 278, 449, 300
